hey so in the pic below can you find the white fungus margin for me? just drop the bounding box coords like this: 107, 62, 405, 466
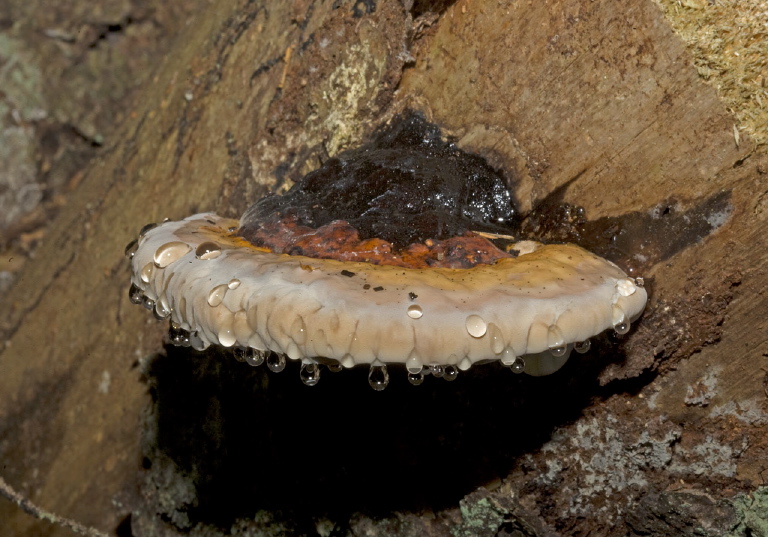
127, 213, 647, 387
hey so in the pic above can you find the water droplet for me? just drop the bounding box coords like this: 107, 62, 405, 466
153, 297, 171, 320
327, 362, 343, 373
207, 284, 229, 307
128, 283, 143, 305
510, 357, 525, 374
429, 364, 444, 377
465, 314, 487, 338
218, 327, 236, 347
407, 371, 424, 385
500, 347, 517, 366
168, 322, 190, 346
245, 349, 267, 367
488, 323, 504, 354
611, 304, 626, 326
614, 321, 630, 335
195, 241, 222, 260
266, 353, 286, 372
616, 278, 637, 297
140, 262, 154, 283
228, 279, 241, 290
407, 304, 423, 319
153, 241, 191, 268
549, 345, 567, 357
368, 360, 389, 391
405, 351, 422, 374
341, 354, 355, 368
139, 222, 158, 238
142, 295, 155, 311
444, 365, 458, 381
124, 239, 138, 259
233, 347, 247, 361
300, 362, 321, 386
547, 325, 565, 349
574, 340, 591, 353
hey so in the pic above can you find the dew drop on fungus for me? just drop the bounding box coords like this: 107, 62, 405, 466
128, 283, 143, 305
444, 364, 458, 381
407, 304, 423, 319
168, 322, 190, 346
429, 364, 444, 378
300, 362, 321, 386
614, 321, 630, 335
465, 314, 487, 338
228, 279, 241, 290
368, 360, 389, 391
549, 345, 567, 357
140, 263, 154, 283
153, 297, 171, 320
124, 239, 138, 259
142, 296, 155, 311
139, 222, 158, 237
574, 339, 591, 354
195, 241, 222, 260
408, 371, 424, 385
327, 362, 343, 373
266, 353, 286, 372
153, 241, 192, 268
207, 284, 229, 307
510, 357, 525, 374
245, 349, 267, 367
500, 347, 517, 366
233, 347, 247, 362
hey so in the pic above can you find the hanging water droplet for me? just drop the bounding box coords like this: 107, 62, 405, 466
500, 347, 517, 366
488, 323, 504, 354
574, 340, 591, 353
549, 345, 567, 357
153, 297, 171, 320
139, 222, 158, 237
207, 284, 229, 307
406, 351, 422, 374
614, 321, 630, 335
327, 361, 343, 373
140, 262, 154, 283
407, 371, 424, 385
195, 241, 222, 260
300, 362, 321, 386
245, 349, 267, 367
465, 314, 487, 338
444, 365, 458, 381
368, 360, 389, 391
153, 241, 191, 268
142, 295, 155, 311
611, 304, 627, 326
429, 364, 444, 378
233, 347, 247, 361
124, 239, 138, 259
218, 327, 237, 347
266, 353, 286, 373
510, 357, 525, 374
128, 283, 143, 305
168, 322, 190, 346
407, 304, 423, 319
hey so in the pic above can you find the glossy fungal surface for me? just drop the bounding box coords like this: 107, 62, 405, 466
126, 113, 648, 389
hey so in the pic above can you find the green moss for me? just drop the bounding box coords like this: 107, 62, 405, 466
728, 487, 768, 537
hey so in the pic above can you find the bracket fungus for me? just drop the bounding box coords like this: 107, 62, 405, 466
126, 113, 647, 390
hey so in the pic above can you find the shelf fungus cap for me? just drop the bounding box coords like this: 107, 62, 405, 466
128, 213, 647, 382
126, 113, 647, 388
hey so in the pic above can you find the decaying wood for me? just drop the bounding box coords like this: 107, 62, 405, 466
1, 0, 766, 536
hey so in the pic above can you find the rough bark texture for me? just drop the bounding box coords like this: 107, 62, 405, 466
1, 0, 767, 536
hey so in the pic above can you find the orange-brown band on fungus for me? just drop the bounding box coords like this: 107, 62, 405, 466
126, 112, 649, 389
